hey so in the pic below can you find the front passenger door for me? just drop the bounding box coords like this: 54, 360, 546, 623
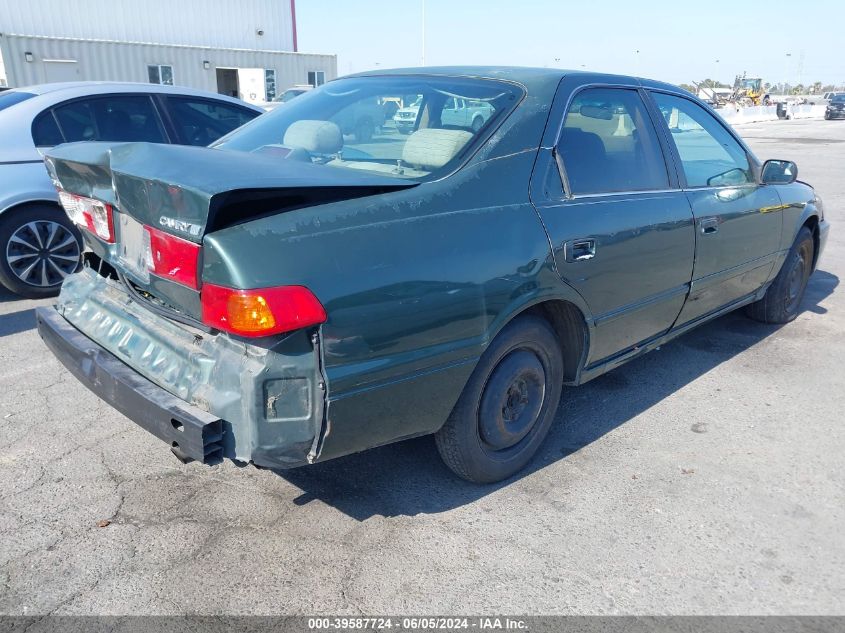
649, 92, 783, 325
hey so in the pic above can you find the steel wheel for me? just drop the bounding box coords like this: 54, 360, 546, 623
745, 226, 814, 324
784, 239, 812, 314
435, 315, 564, 483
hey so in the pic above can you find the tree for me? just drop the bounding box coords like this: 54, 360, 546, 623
812, 81, 822, 94
791, 84, 805, 95
678, 83, 697, 94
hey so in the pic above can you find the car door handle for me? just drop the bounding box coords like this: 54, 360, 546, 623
700, 218, 719, 235
564, 238, 596, 262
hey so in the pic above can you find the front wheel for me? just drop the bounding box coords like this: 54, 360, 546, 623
435, 315, 564, 483
0, 205, 82, 298
746, 227, 814, 324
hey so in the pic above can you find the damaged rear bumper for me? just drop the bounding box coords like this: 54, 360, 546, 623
36, 306, 225, 463
37, 268, 328, 469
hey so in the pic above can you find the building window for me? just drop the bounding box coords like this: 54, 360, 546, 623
307, 70, 325, 87
148, 64, 174, 86
264, 69, 277, 101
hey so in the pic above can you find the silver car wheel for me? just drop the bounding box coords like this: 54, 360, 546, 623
5, 220, 81, 288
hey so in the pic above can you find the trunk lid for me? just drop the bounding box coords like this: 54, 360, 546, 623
44, 142, 415, 318
45, 141, 415, 243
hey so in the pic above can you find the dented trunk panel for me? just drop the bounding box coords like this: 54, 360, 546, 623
55, 268, 326, 468
44, 142, 415, 243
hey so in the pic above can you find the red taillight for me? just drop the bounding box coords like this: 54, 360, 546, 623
201, 283, 327, 337
144, 225, 200, 289
58, 189, 115, 243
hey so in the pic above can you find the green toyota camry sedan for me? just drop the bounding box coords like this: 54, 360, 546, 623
36, 67, 830, 483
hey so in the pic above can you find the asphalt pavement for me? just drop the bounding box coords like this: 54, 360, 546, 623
0, 117, 843, 616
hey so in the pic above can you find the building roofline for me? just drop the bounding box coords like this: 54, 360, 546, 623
0, 32, 335, 58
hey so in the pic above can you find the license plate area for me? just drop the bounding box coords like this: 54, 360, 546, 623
116, 213, 150, 283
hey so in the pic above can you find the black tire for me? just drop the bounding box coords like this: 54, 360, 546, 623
825, 113, 831, 120
0, 205, 82, 299
746, 227, 814, 324
435, 315, 564, 483
471, 116, 484, 133
354, 117, 374, 143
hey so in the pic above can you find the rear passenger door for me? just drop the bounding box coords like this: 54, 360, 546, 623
647, 91, 782, 325
531, 79, 696, 365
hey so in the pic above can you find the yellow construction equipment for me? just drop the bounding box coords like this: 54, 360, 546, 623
732, 73, 766, 106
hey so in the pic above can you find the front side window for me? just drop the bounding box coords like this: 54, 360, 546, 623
557, 88, 669, 195
214, 76, 523, 181
148, 65, 174, 86
166, 97, 259, 146
651, 92, 753, 188
52, 96, 167, 143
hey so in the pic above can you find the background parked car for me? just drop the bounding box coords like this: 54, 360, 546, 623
0, 82, 262, 298
393, 95, 493, 134
825, 94, 845, 119
261, 85, 314, 111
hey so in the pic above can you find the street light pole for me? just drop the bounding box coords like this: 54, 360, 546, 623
784, 52, 792, 94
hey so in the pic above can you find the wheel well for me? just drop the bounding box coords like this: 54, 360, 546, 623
1, 199, 62, 219
524, 300, 588, 383
802, 215, 820, 271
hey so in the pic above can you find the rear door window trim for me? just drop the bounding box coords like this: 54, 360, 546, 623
551, 82, 678, 199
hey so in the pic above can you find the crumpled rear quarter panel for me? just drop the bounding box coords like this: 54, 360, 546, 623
55, 268, 326, 468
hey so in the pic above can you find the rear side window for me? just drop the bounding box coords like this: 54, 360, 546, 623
651, 92, 752, 187
0, 91, 36, 112
32, 111, 65, 147
52, 96, 167, 143
558, 88, 669, 195
165, 97, 259, 146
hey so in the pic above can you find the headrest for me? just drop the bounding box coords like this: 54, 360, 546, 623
283, 120, 343, 154
402, 128, 473, 170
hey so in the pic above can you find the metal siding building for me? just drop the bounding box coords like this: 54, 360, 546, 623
1, 0, 296, 51
0, 0, 336, 100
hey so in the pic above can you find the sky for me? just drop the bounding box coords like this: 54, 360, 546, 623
296, 0, 845, 87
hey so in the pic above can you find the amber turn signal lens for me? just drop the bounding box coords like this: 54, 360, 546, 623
226, 293, 276, 333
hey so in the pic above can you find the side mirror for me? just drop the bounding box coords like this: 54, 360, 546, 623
761, 159, 798, 185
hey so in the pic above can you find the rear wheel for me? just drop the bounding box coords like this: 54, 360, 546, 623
435, 315, 564, 483
471, 116, 484, 133
0, 205, 82, 298
746, 227, 814, 324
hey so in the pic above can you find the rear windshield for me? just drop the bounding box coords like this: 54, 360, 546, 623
214, 76, 523, 180
0, 91, 36, 112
